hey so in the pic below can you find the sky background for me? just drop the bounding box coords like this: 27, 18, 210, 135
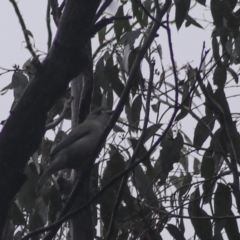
0, 0, 212, 124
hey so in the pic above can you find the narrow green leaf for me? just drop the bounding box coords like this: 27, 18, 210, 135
166, 224, 186, 240
201, 149, 215, 178
175, 82, 191, 121
179, 173, 192, 197
211, 0, 224, 27
143, 124, 162, 143
120, 29, 141, 48
133, 165, 157, 203
212, 36, 220, 63
185, 14, 203, 28
125, 102, 134, 128
49, 186, 62, 223
18, 164, 38, 212
202, 180, 214, 204
102, 94, 107, 109
213, 65, 227, 88
151, 101, 160, 112
209, 128, 228, 153
94, 56, 107, 90
122, 44, 131, 72
132, 95, 142, 128
180, 131, 192, 144
193, 158, 201, 174
113, 124, 125, 133
107, 89, 113, 110
29, 211, 44, 231
193, 115, 215, 148
155, 132, 183, 184
213, 89, 232, 124
205, 82, 214, 116
128, 137, 152, 170
11, 202, 26, 225
100, 155, 121, 239
175, 96, 190, 121
175, 0, 191, 30
114, 6, 124, 40
92, 83, 102, 108
169, 175, 183, 190
229, 0, 237, 10
169, 132, 184, 162
0, 82, 12, 95
98, 18, 106, 44
225, 210, 240, 240
180, 152, 188, 172
142, 0, 152, 27
24, 29, 34, 38
188, 188, 213, 239
196, 0, 206, 6
227, 67, 239, 84
234, 33, 240, 59
131, 0, 145, 27
109, 65, 124, 98
214, 183, 232, 235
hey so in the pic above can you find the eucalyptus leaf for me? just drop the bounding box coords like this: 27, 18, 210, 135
214, 183, 232, 235
201, 149, 215, 179
193, 115, 215, 148
166, 224, 185, 240
132, 95, 142, 129
174, 0, 191, 30
188, 188, 213, 239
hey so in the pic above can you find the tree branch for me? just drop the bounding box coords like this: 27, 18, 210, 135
0, 0, 101, 235
9, 0, 36, 57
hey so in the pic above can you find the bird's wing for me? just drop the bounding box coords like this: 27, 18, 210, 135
50, 125, 91, 157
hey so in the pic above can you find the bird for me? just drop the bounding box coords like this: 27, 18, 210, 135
37, 107, 113, 190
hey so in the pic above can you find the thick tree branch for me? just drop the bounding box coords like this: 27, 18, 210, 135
0, 0, 101, 235
20, 0, 172, 239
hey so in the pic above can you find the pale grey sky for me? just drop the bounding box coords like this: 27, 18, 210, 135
0, 0, 211, 123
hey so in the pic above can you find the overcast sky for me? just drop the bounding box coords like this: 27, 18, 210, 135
0, 0, 212, 123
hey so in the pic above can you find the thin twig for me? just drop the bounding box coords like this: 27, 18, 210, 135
21, 1, 172, 239
9, 0, 36, 57
46, 0, 52, 52
162, 213, 240, 220
50, 0, 60, 26
165, 13, 179, 114
45, 97, 73, 131
93, 0, 113, 23
106, 59, 155, 240
197, 44, 240, 213
135, 0, 162, 26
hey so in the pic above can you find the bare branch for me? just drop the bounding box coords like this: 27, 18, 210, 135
9, 0, 36, 57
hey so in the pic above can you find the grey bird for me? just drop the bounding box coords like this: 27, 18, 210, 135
37, 107, 113, 190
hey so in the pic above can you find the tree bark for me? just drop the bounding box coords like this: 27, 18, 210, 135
70, 41, 94, 240
0, 0, 100, 235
